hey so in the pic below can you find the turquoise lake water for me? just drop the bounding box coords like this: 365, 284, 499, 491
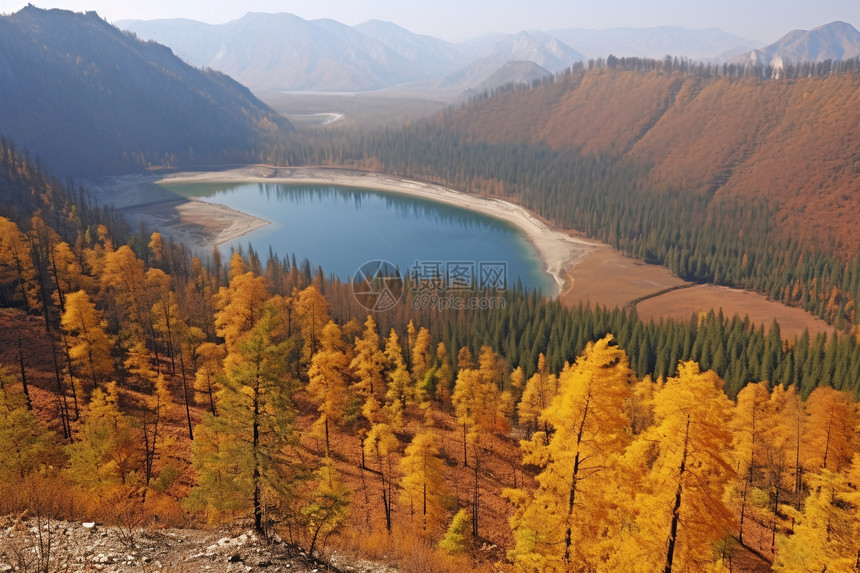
164, 182, 555, 294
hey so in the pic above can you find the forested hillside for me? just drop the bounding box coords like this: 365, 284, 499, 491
290, 58, 860, 330
0, 6, 292, 176
2, 123, 860, 573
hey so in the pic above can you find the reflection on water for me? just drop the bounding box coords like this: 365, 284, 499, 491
164, 182, 553, 293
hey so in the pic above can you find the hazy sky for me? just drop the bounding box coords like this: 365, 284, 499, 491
1, 0, 858, 43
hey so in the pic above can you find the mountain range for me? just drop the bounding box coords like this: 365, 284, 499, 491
0, 6, 290, 176
735, 21, 860, 66
119, 13, 787, 93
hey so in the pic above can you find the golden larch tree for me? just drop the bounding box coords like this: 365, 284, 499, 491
307, 321, 350, 455
774, 468, 859, 572
506, 335, 632, 571
0, 216, 39, 311
364, 422, 399, 534
610, 361, 735, 573
728, 380, 772, 545
61, 289, 113, 392
194, 342, 226, 416
66, 381, 141, 490
190, 297, 298, 534
214, 269, 269, 352
350, 315, 386, 424
516, 353, 558, 439
295, 285, 330, 369
802, 386, 857, 476
399, 430, 447, 535
0, 367, 60, 483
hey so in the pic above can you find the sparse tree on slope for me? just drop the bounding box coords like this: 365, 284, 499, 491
364, 422, 399, 534
60, 289, 113, 393
516, 353, 558, 440
0, 215, 39, 311
0, 367, 59, 483
66, 382, 141, 490
189, 297, 298, 535
307, 321, 349, 455
399, 430, 447, 535
194, 342, 226, 416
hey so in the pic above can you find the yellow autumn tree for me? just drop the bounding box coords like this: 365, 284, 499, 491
295, 285, 330, 369
802, 386, 857, 475
66, 381, 141, 490
302, 456, 350, 558
190, 297, 298, 534
728, 380, 772, 546
49, 240, 90, 314
399, 430, 447, 535
384, 328, 411, 430
148, 231, 164, 264
452, 352, 504, 540
770, 384, 806, 501
434, 341, 453, 404
757, 384, 806, 553
609, 362, 735, 573
0, 215, 39, 311
150, 281, 195, 439
774, 468, 859, 572
61, 289, 113, 392
0, 367, 60, 484
364, 422, 400, 534
307, 321, 350, 455
409, 323, 431, 380
214, 269, 269, 352
141, 374, 173, 489
99, 245, 147, 336
194, 342, 226, 416
439, 509, 471, 554
506, 335, 632, 571
350, 315, 386, 424
516, 353, 558, 439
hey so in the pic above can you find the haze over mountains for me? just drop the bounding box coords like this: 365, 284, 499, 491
120, 12, 763, 93
0, 6, 290, 175
120, 13, 860, 94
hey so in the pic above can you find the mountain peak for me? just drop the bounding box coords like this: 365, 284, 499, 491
0, 7, 290, 175
738, 20, 860, 65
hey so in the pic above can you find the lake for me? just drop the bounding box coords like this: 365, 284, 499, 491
163, 182, 555, 294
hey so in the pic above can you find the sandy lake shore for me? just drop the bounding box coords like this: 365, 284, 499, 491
85, 165, 836, 336
153, 165, 598, 296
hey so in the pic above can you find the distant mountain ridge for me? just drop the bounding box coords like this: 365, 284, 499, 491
457, 31, 585, 73
735, 21, 860, 66
120, 13, 765, 93
122, 13, 460, 92
549, 26, 756, 61
0, 6, 291, 176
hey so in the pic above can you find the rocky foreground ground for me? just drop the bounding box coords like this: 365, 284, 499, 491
0, 516, 393, 573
